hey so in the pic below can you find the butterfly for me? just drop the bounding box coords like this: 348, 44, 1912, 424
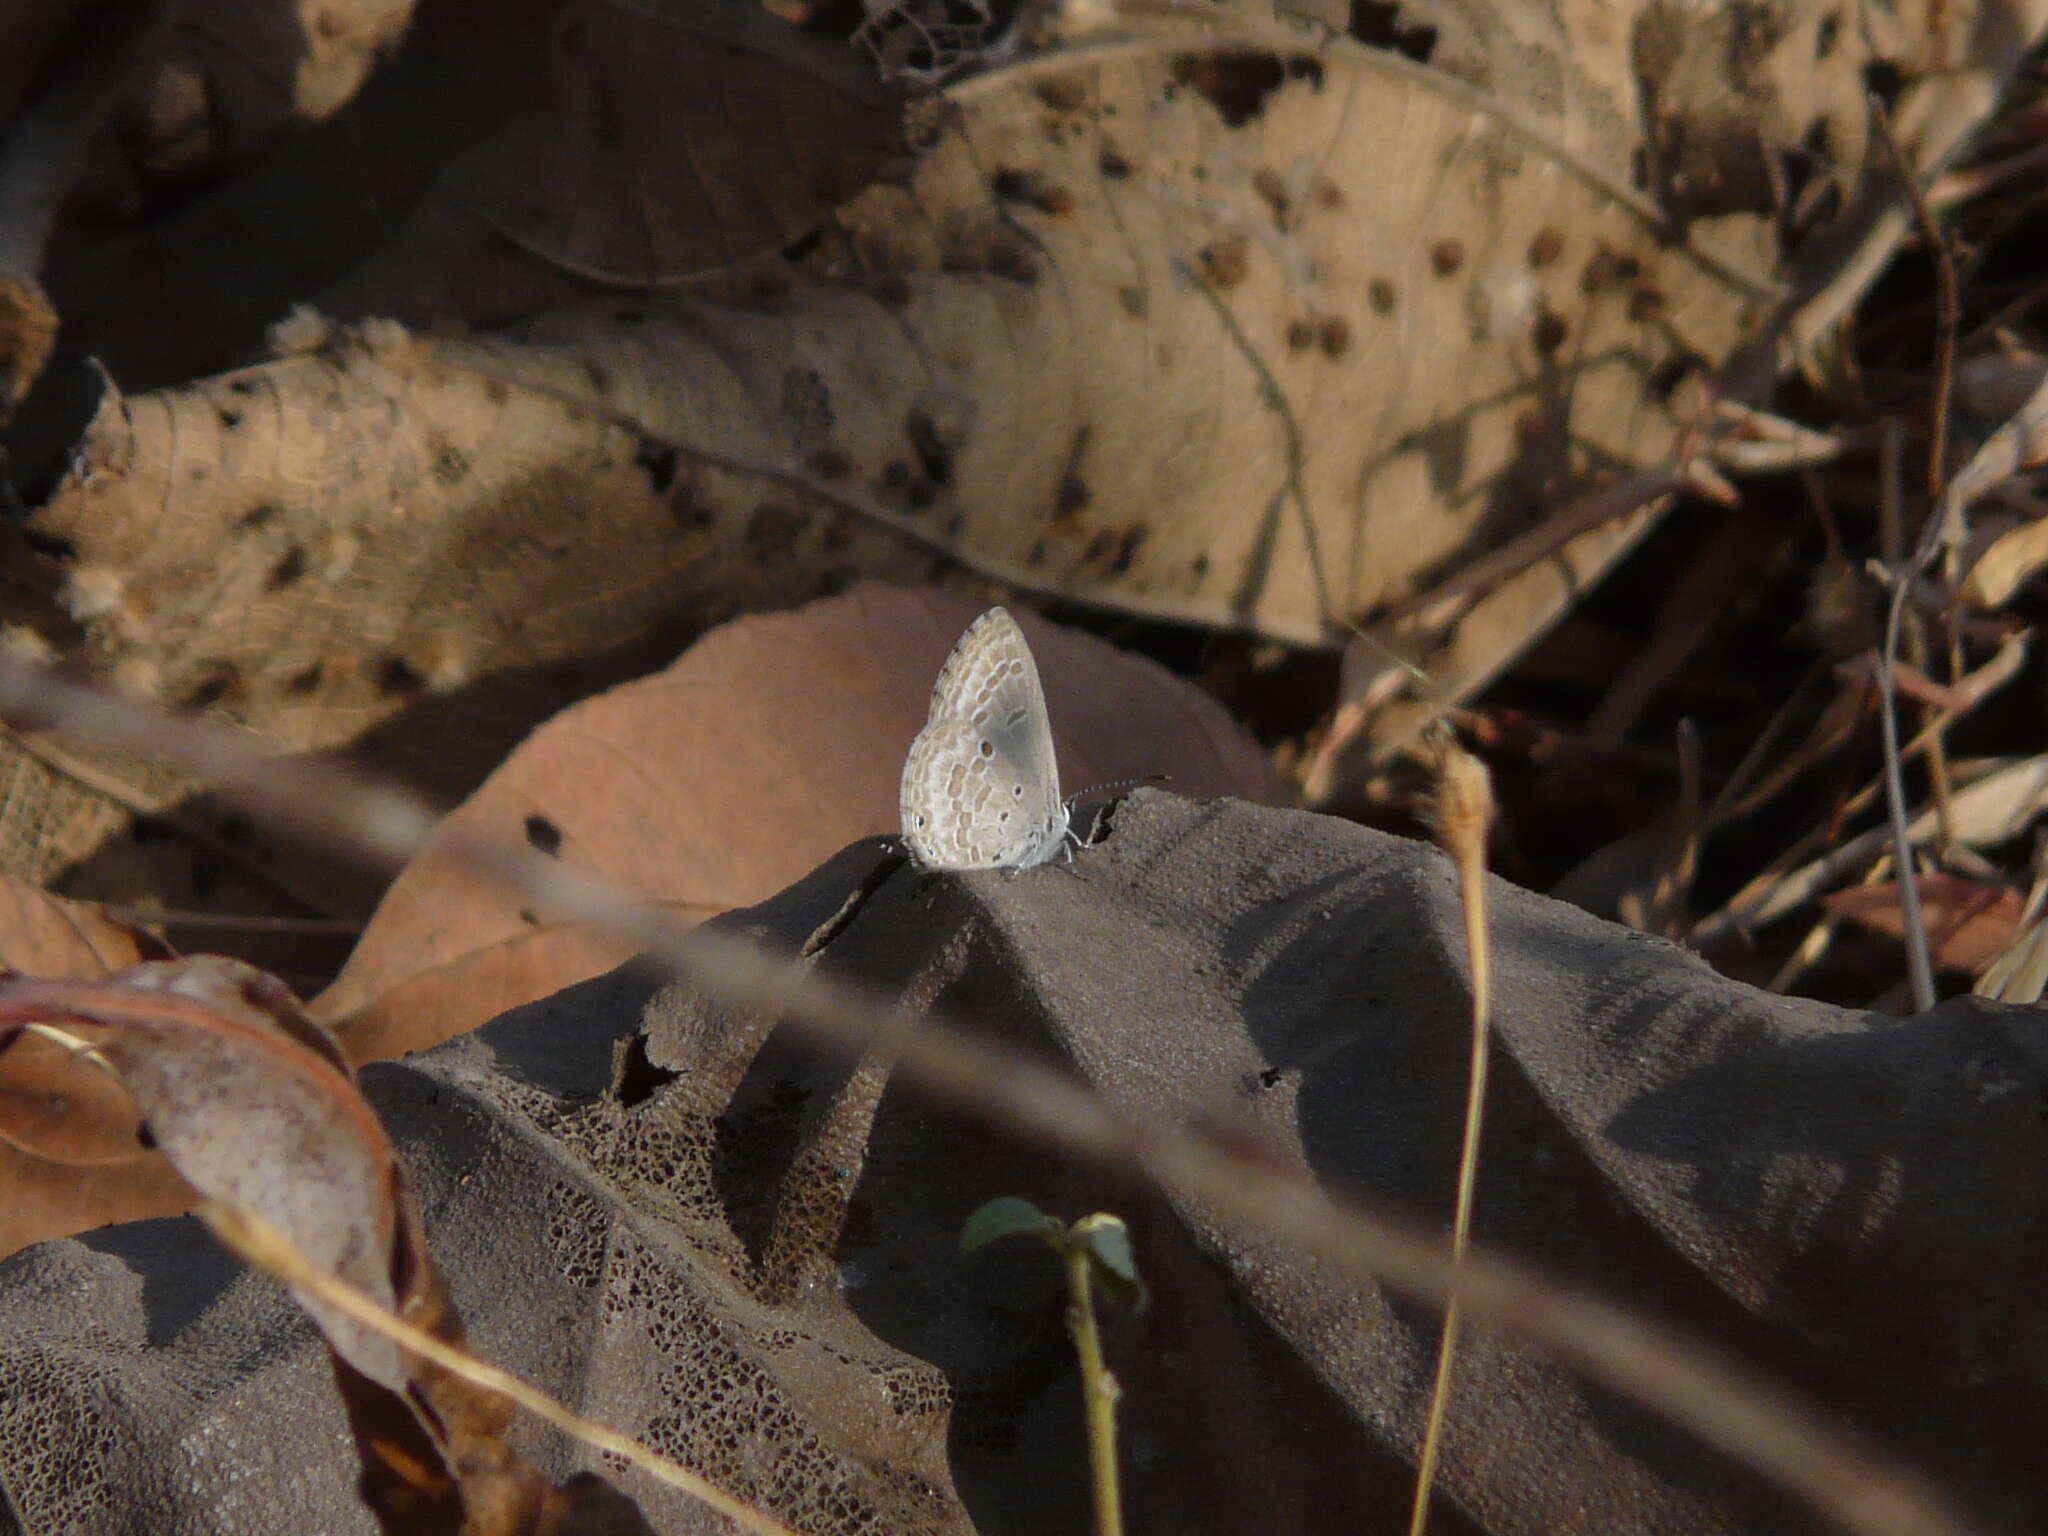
900, 607, 1070, 870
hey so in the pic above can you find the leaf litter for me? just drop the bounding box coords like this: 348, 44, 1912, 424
5, 0, 2048, 1530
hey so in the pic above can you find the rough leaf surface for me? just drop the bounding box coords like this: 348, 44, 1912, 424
4, 794, 2044, 1533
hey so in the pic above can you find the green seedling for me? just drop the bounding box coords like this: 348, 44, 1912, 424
961, 1198, 1146, 1536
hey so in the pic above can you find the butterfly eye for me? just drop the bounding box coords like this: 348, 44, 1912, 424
979, 740, 994, 756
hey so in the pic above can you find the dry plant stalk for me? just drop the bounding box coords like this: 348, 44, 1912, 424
0, 653, 1974, 1536
1407, 737, 1496, 1536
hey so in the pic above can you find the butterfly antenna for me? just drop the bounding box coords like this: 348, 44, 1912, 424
1065, 773, 1169, 809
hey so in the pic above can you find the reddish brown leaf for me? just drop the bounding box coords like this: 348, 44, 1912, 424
1822, 876, 2026, 974
317, 583, 1281, 1063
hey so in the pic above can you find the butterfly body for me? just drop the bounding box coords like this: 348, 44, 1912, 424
901, 608, 1069, 870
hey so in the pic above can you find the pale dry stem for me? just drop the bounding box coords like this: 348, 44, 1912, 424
1406, 738, 1494, 1536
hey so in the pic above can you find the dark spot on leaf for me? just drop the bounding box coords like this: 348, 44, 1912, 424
1532, 310, 1568, 354
1286, 319, 1315, 351
1253, 167, 1292, 223
1580, 246, 1642, 293
1118, 285, 1148, 317
873, 273, 913, 308
581, 358, 610, 393
1528, 227, 1564, 267
1191, 553, 1210, 580
524, 814, 563, 855
809, 445, 853, 480
1648, 353, 1701, 400
1199, 234, 1251, 288
1099, 144, 1131, 178
136, 1123, 156, 1150
183, 663, 242, 710
239, 504, 278, 530
988, 238, 1038, 284
1056, 474, 1091, 517
992, 169, 1075, 215
907, 408, 956, 487
1368, 278, 1397, 314
1628, 285, 1666, 323
429, 441, 469, 487
1285, 55, 1324, 88
1348, 0, 1437, 61
1110, 525, 1149, 575
1430, 239, 1464, 276
285, 663, 323, 695
1028, 539, 1048, 565
671, 481, 715, 529
881, 459, 913, 492
378, 655, 428, 695
747, 503, 808, 557
1315, 180, 1343, 210
483, 378, 508, 405
217, 407, 243, 430
227, 378, 256, 396
1864, 59, 1903, 112
908, 478, 941, 511
518, 909, 539, 926
267, 545, 306, 589
782, 227, 826, 263
780, 367, 835, 440
637, 441, 679, 495
1814, 10, 1840, 58
1035, 74, 1089, 111
21, 528, 73, 560
1318, 317, 1351, 358
1173, 51, 1285, 127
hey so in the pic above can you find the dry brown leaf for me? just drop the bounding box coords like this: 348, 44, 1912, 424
0, 957, 407, 1375
317, 582, 1280, 1061
0, 879, 175, 1257
454, 0, 896, 288
1822, 876, 2024, 974
9, 3, 2037, 890
0, 954, 659, 1532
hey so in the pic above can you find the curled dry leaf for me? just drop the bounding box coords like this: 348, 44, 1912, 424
452, 0, 897, 288
0, 953, 657, 1532
0, 956, 409, 1382
0, 876, 164, 1257
315, 582, 1281, 1063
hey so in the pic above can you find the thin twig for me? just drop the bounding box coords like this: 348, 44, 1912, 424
1873, 418, 1937, 1010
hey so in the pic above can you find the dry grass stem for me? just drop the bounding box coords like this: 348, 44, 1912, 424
1407, 739, 1496, 1536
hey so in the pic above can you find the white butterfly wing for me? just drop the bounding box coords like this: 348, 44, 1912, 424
901, 609, 1069, 870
